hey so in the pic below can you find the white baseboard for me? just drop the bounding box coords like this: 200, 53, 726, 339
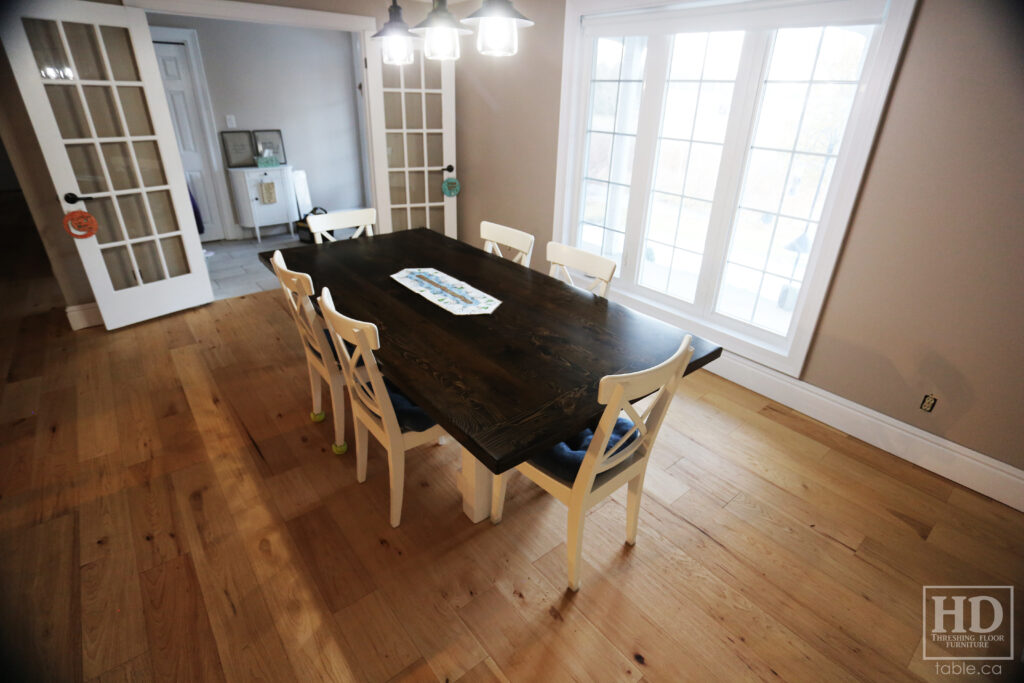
66, 303, 103, 330
707, 352, 1024, 513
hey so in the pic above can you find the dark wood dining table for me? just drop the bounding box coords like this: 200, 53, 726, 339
260, 228, 722, 521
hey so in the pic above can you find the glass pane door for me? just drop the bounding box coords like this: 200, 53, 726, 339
27, 18, 187, 289
381, 48, 456, 237
3, 2, 212, 329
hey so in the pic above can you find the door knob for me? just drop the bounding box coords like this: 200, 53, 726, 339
63, 192, 95, 204
444, 164, 454, 173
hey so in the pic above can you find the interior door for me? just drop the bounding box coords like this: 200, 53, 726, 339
1, 0, 213, 329
153, 38, 224, 242
379, 49, 457, 238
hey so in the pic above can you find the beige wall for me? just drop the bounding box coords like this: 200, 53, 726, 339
2, 0, 1022, 469
801, 0, 1024, 468
453, 0, 565, 255
0, 48, 93, 306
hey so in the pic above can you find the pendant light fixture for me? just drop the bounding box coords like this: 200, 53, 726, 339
411, 0, 472, 62
372, 0, 416, 66
462, 0, 533, 57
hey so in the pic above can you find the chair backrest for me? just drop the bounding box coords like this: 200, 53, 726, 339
271, 250, 326, 361
481, 221, 535, 266
318, 287, 402, 437
572, 335, 694, 495
306, 208, 377, 244
546, 241, 617, 297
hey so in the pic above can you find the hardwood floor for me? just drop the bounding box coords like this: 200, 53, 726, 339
1, 237, 1022, 680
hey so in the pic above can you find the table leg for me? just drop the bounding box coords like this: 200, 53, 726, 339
459, 447, 492, 523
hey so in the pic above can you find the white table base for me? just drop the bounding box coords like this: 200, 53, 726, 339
459, 447, 493, 523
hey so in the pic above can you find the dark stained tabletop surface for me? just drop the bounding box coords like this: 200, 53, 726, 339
260, 229, 722, 474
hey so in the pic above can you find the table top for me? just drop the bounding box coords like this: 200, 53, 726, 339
260, 229, 722, 474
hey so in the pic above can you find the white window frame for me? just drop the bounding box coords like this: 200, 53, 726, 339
552, 0, 917, 377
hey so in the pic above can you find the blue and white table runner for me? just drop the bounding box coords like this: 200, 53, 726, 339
391, 268, 501, 315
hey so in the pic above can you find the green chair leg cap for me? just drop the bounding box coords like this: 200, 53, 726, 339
332, 442, 348, 456
310, 411, 326, 423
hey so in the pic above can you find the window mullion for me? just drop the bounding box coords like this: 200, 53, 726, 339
692, 29, 772, 316
617, 35, 670, 285
566, 37, 595, 248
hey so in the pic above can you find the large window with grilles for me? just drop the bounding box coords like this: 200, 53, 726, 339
559, 0, 915, 375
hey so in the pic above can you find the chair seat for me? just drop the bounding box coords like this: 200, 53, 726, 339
384, 378, 437, 433
529, 417, 637, 485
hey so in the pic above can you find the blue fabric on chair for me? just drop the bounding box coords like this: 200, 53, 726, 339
319, 328, 358, 366
384, 378, 437, 433
529, 417, 638, 485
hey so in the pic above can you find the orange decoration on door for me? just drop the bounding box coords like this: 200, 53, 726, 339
63, 210, 98, 239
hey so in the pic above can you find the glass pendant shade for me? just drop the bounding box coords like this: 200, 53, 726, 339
411, 0, 471, 61
476, 17, 517, 56
424, 27, 461, 60
372, 0, 416, 66
462, 0, 533, 57
382, 34, 415, 65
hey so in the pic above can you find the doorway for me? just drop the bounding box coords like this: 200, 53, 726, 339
142, 12, 374, 298
149, 27, 227, 243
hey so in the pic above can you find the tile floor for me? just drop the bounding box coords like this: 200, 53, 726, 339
204, 232, 302, 300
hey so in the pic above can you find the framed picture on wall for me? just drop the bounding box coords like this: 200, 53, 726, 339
253, 129, 287, 164
220, 130, 256, 168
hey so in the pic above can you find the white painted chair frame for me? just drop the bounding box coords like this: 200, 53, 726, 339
491, 335, 694, 590
481, 221, 535, 266
270, 251, 348, 455
546, 241, 617, 297
318, 287, 446, 527
306, 208, 377, 244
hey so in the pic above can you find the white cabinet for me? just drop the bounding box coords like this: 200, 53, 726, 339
228, 165, 299, 242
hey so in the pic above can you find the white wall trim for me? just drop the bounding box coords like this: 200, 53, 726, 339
707, 352, 1024, 513
66, 303, 103, 330
125, 0, 375, 32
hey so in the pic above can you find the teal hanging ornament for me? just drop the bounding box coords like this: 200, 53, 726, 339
441, 177, 461, 197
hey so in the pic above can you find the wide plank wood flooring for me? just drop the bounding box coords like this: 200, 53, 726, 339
1, 226, 1022, 680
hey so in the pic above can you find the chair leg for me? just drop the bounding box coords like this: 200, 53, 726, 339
387, 448, 405, 528
308, 363, 325, 422
354, 421, 368, 483
566, 505, 585, 591
327, 373, 347, 455
626, 472, 647, 546
490, 472, 508, 524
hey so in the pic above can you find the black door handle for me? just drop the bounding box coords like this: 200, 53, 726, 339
444, 164, 454, 173
63, 192, 95, 204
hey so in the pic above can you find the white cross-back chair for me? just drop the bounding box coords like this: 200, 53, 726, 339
546, 241, 617, 297
481, 221, 535, 266
271, 251, 348, 455
491, 335, 694, 590
306, 208, 376, 244
318, 287, 447, 527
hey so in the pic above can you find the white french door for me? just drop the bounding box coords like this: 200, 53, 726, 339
1, 0, 212, 329
372, 48, 457, 238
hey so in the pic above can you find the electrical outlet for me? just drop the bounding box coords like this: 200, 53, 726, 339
920, 394, 937, 412
225, 114, 237, 128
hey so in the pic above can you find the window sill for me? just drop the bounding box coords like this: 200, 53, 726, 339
607, 285, 807, 377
